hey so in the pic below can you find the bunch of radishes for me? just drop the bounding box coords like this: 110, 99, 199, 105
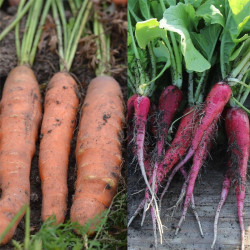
128, 0, 250, 248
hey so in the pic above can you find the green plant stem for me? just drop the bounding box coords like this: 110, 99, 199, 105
21, 0, 43, 65
68, 0, 77, 17
230, 51, 250, 79
159, 0, 179, 87
128, 12, 147, 91
0, 0, 34, 42
75, 0, 81, 9
170, 32, 182, 88
163, 37, 177, 84
232, 96, 250, 114
29, 0, 52, 66
56, 0, 68, 56
142, 60, 170, 88
20, 1, 34, 62
240, 73, 250, 104
220, 11, 232, 79
148, 42, 156, 93
188, 71, 194, 104
94, 12, 110, 76
0, 205, 28, 244
128, 78, 136, 94
24, 207, 30, 250
67, 0, 92, 71
227, 77, 250, 90
0, 0, 4, 8
65, 0, 89, 70
52, 0, 64, 71
15, 0, 26, 63
128, 5, 141, 23
194, 71, 207, 102
236, 62, 250, 100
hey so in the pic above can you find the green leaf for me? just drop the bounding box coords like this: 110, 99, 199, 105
159, 3, 211, 72
184, 0, 203, 8
229, 0, 250, 32
220, 0, 250, 78
153, 41, 171, 64
135, 18, 167, 49
139, 0, 150, 20
151, 1, 165, 20
196, 0, 225, 26
165, 0, 176, 6
191, 24, 222, 62
229, 38, 250, 61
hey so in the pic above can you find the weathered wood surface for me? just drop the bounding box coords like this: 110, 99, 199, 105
128, 160, 250, 250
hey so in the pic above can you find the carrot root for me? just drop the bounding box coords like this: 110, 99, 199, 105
39, 72, 79, 224
0, 65, 42, 244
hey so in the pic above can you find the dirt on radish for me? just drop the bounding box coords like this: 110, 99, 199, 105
0, 2, 127, 248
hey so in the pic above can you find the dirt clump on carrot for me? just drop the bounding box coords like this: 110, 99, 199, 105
70, 75, 124, 232
0, 65, 42, 244
39, 72, 79, 224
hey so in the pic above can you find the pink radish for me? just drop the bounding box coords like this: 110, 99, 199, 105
175, 114, 218, 235
212, 107, 250, 249
128, 107, 195, 226
176, 82, 231, 168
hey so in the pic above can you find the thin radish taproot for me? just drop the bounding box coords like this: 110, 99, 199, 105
211, 168, 232, 248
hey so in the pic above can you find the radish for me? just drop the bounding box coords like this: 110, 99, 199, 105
175, 114, 218, 235
128, 107, 195, 226
212, 108, 249, 249
174, 82, 231, 173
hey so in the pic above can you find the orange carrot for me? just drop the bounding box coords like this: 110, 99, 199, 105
113, 0, 127, 6
39, 72, 79, 224
70, 76, 124, 231
0, 65, 42, 244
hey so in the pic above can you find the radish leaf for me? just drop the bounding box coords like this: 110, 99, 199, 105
159, 3, 211, 72
135, 19, 167, 49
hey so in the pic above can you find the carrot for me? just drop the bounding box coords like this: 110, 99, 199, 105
0, 65, 42, 244
113, 0, 127, 6
38, 0, 92, 224
39, 72, 79, 223
70, 76, 124, 231
8, 0, 20, 6
0, 0, 50, 244
212, 107, 249, 249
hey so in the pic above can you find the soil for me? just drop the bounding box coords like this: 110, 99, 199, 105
0, 1, 127, 248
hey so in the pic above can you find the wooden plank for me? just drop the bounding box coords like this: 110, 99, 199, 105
128, 160, 250, 249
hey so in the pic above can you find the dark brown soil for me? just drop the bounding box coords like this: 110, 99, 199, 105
0, 1, 127, 248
